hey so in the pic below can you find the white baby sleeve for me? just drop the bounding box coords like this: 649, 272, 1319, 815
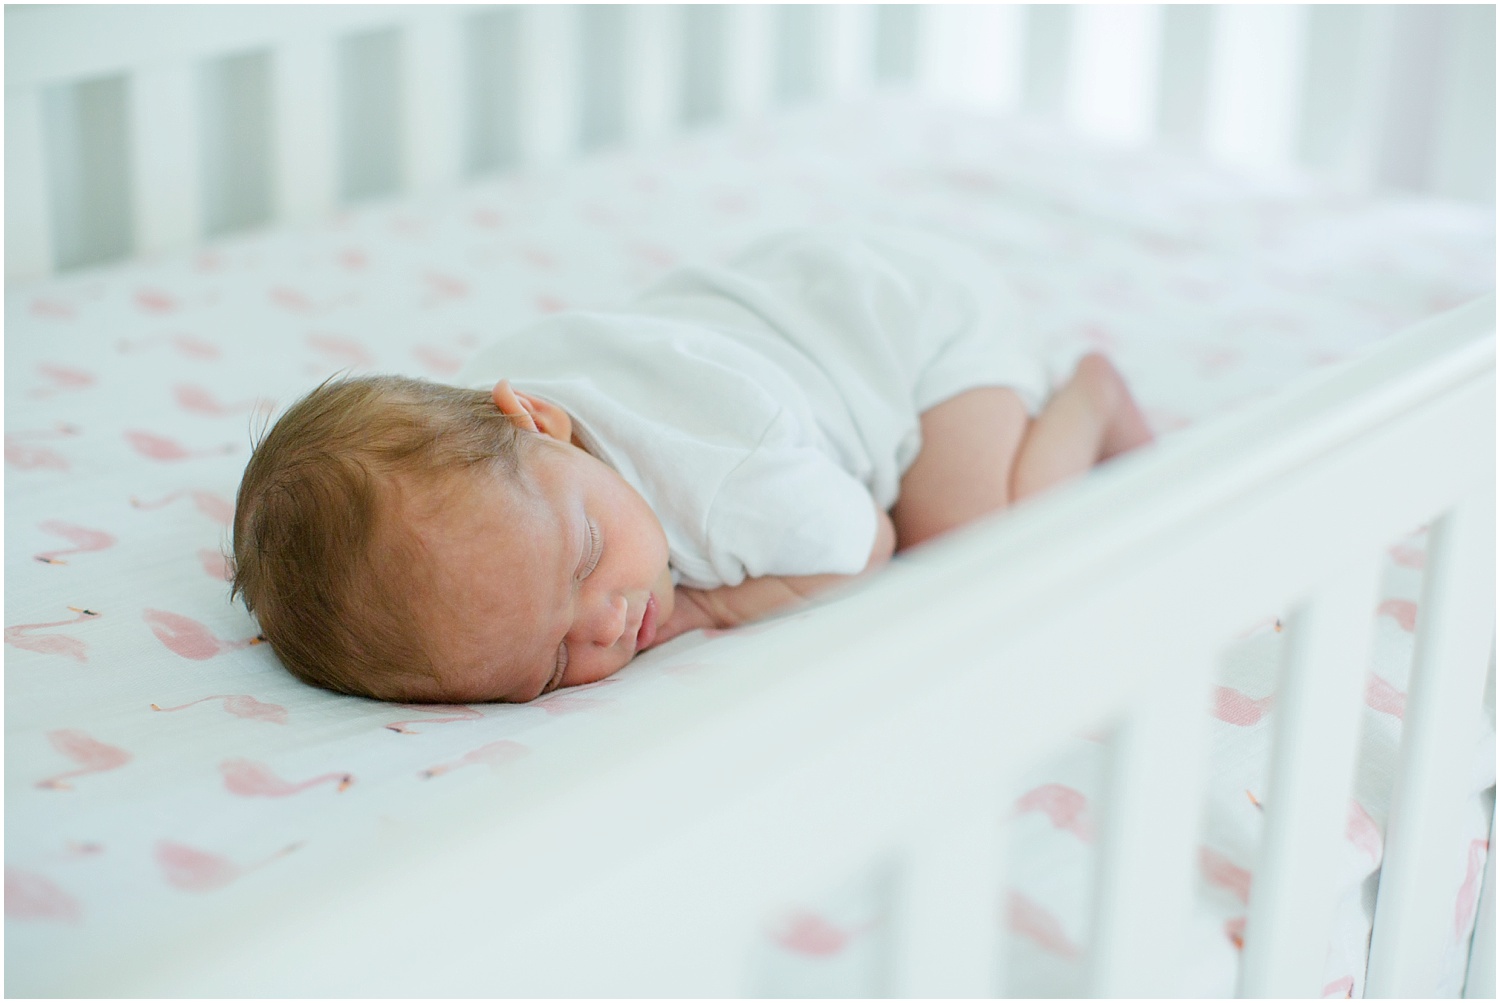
704, 436, 879, 586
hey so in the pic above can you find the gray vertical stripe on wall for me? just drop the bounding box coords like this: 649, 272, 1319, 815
465, 7, 523, 175
1022, 5, 1072, 119
1156, 5, 1213, 152
682, 5, 726, 125
579, 5, 627, 150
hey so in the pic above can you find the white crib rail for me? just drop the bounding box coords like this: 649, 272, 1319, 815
6, 4, 1494, 282
76, 298, 1492, 998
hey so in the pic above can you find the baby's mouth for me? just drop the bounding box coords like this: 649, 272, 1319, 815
636, 593, 659, 651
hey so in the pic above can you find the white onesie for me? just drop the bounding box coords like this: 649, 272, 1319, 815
458, 225, 1049, 590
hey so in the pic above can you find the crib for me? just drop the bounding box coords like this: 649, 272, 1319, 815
5, 5, 1494, 997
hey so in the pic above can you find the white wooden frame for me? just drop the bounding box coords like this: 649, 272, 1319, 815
6, 5, 1494, 997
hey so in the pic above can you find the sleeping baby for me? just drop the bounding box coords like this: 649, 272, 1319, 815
231, 225, 1153, 702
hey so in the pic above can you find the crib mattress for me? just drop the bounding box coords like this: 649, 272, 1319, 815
6, 97, 1494, 997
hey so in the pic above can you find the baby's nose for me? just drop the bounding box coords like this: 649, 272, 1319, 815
581, 593, 628, 647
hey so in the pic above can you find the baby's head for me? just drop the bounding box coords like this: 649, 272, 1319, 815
232, 375, 674, 703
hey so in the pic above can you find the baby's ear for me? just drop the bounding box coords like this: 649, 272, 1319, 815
491, 379, 540, 433
491, 379, 573, 443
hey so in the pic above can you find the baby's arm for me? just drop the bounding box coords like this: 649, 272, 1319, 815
652, 503, 896, 645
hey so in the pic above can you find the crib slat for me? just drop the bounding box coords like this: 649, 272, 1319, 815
1372, 5, 1447, 196
129, 63, 202, 256
623, 5, 681, 146
1295, 5, 1395, 193
1367, 487, 1498, 996
517, 5, 578, 166
724, 4, 774, 120
1066, 4, 1163, 146
1429, 4, 1497, 205
1089, 667, 1212, 996
1203, 5, 1308, 180
919, 5, 1024, 113
1021, 5, 1072, 119
1155, 5, 1214, 153
890, 800, 1005, 997
827, 3, 874, 100
5, 88, 54, 282
1238, 557, 1382, 997
403, 12, 463, 194
271, 34, 337, 227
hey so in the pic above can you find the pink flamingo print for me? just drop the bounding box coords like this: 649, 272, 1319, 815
220, 759, 353, 797
6, 606, 100, 662
535, 293, 568, 314
385, 704, 482, 734
1212, 685, 1274, 726
135, 287, 180, 313
413, 345, 463, 376
1365, 673, 1407, 720
152, 694, 287, 724
199, 547, 232, 582
766, 909, 877, 957
1322, 975, 1355, 999
1007, 890, 1081, 959
1200, 846, 1252, 904
5, 867, 82, 923
172, 383, 265, 416
471, 207, 504, 228
338, 247, 368, 270
1225, 915, 1247, 950
1456, 838, 1490, 939
6, 424, 80, 471
33, 521, 116, 564
1234, 616, 1284, 639
36, 729, 132, 790
271, 287, 357, 314
131, 489, 234, 526
422, 271, 470, 307
143, 608, 263, 660
421, 739, 529, 778
117, 333, 221, 360
1015, 783, 1095, 842
533, 688, 615, 717
125, 429, 234, 462
154, 839, 302, 892
1347, 800, 1382, 863
30, 363, 96, 398
630, 243, 676, 268
1388, 540, 1427, 569
1377, 599, 1418, 632
30, 297, 76, 319
305, 332, 374, 368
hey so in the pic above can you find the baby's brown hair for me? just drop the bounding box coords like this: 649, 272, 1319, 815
231, 374, 525, 700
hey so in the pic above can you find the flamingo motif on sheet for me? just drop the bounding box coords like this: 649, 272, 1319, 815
1225, 915, 1247, 950
413, 345, 464, 375
143, 609, 263, 660
172, 383, 268, 417
6, 607, 100, 662
116, 333, 221, 360
1456, 838, 1490, 939
33, 521, 116, 565
219, 759, 353, 797
131, 489, 234, 526
135, 287, 180, 313
422, 271, 470, 307
5, 868, 82, 923
1015, 783, 1095, 842
6, 424, 80, 471
35, 729, 132, 790
154, 839, 302, 892
151, 694, 287, 724
1007, 890, 1082, 959
1322, 975, 1355, 998
304, 331, 374, 368
1387, 541, 1426, 570
124, 429, 234, 462
29, 363, 96, 398
1212, 685, 1274, 726
1347, 800, 1382, 863
420, 739, 529, 778
384, 704, 483, 734
1364, 674, 1407, 720
198, 547, 232, 582
1199, 846, 1252, 904
766, 909, 876, 957
270, 287, 358, 315
1376, 599, 1418, 632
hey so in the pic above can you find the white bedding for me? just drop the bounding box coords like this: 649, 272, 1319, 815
5, 97, 1494, 996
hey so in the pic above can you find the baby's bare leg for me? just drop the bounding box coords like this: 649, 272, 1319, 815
892, 387, 1029, 551
1011, 352, 1153, 501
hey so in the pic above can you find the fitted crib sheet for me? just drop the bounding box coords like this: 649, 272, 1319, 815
6, 97, 1494, 997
